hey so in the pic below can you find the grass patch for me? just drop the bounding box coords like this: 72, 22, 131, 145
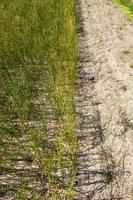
129, 64, 133, 68
113, 0, 133, 18
0, 0, 77, 199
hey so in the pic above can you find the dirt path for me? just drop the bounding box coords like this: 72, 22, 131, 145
75, 0, 133, 199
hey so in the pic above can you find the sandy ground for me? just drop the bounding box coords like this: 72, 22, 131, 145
75, 0, 133, 199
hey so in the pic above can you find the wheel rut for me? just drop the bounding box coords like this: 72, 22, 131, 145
75, 0, 133, 199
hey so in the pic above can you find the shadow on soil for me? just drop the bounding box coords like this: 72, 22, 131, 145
74, 1, 128, 199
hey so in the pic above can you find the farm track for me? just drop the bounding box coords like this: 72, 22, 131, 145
75, 0, 133, 199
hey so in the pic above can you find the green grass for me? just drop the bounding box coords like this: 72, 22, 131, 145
113, 0, 133, 18
0, 0, 77, 199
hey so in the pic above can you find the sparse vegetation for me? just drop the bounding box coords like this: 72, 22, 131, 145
129, 64, 133, 68
0, 0, 77, 199
113, 0, 133, 18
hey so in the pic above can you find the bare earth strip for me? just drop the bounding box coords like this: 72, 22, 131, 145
75, 0, 133, 199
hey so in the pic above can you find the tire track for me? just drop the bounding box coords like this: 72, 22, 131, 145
75, 0, 133, 199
